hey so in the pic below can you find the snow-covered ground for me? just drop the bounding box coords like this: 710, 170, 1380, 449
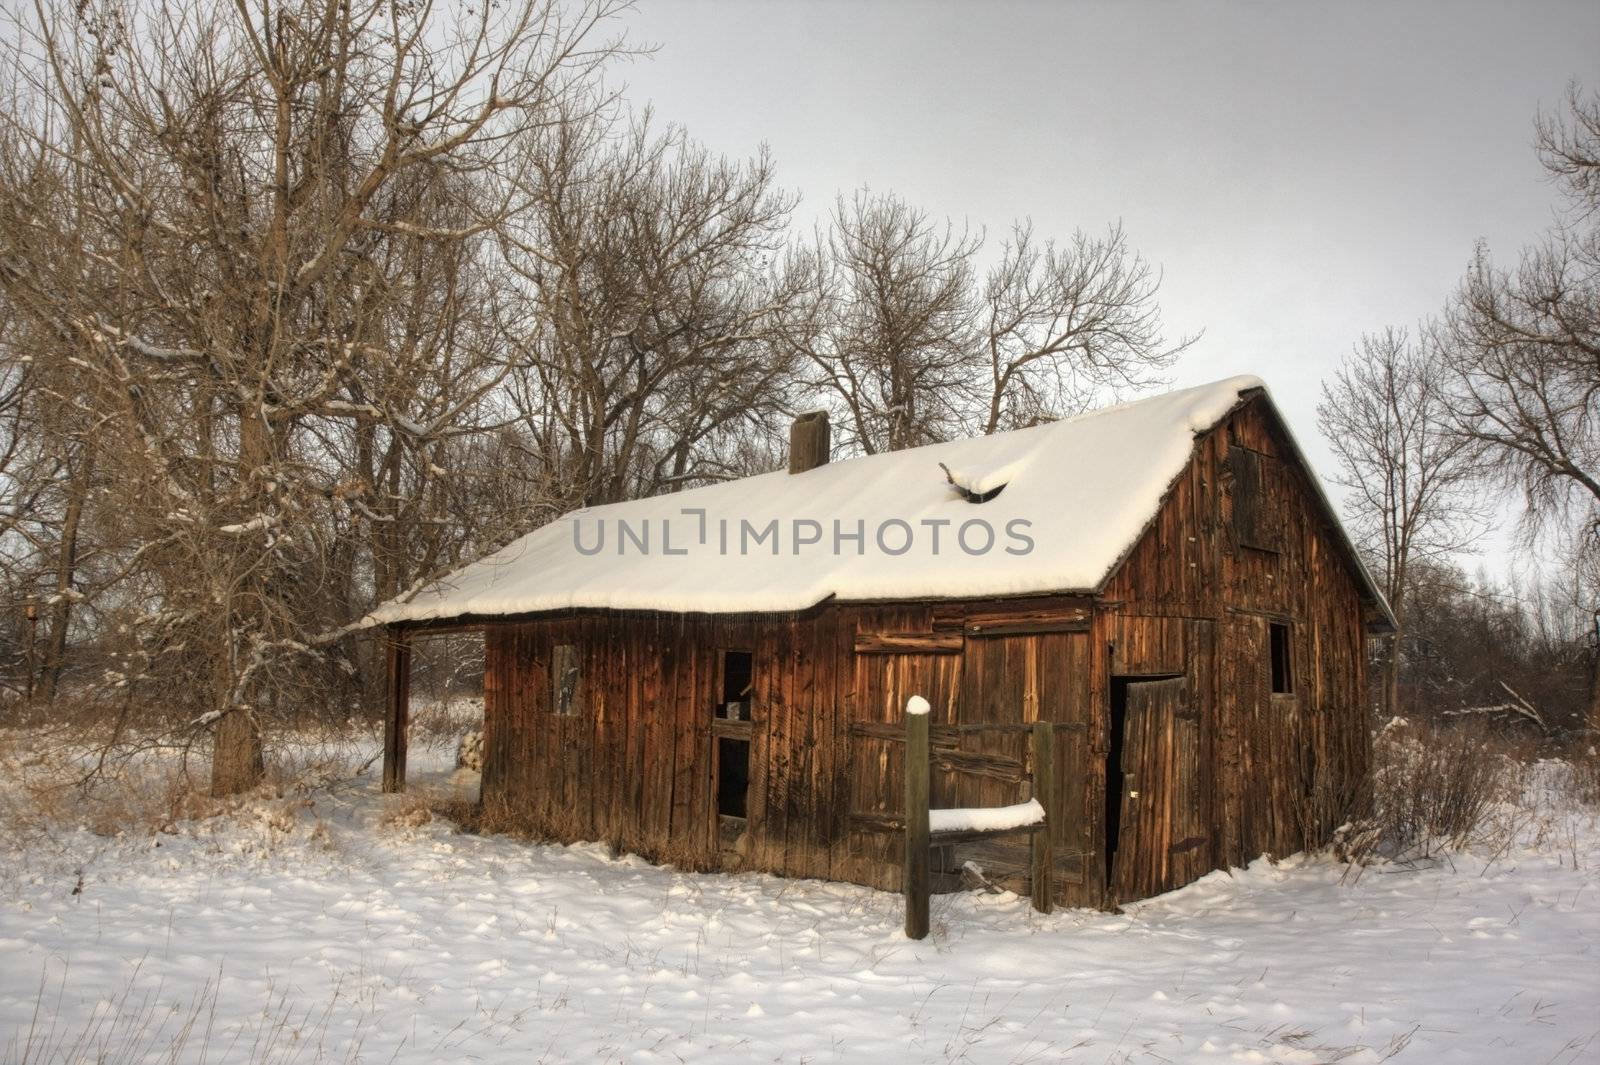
1, 739, 1596, 1064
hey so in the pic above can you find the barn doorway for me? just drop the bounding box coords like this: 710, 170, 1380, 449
398, 630, 486, 804
1106, 675, 1203, 904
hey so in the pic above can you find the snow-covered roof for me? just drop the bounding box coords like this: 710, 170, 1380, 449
367, 375, 1385, 624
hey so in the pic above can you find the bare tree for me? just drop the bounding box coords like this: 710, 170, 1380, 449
0, 0, 1200, 792
1318, 328, 1486, 716
980, 221, 1192, 433
0, 0, 630, 791
801, 191, 981, 454
1438, 84, 1600, 728
797, 195, 1191, 453
501, 111, 805, 507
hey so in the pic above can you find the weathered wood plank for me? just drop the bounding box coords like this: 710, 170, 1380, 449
930, 824, 1042, 848
964, 612, 1090, 637
1030, 721, 1054, 913
854, 633, 965, 654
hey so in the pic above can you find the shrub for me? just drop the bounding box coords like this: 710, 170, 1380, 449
1337, 717, 1525, 864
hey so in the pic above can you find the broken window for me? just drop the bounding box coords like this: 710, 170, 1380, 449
716, 650, 753, 720
717, 738, 750, 819
551, 643, 580, 716
1269, 623, 1293, 695
713, 650, 753, 826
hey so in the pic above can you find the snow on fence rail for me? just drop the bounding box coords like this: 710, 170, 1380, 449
928, 798, 1045, 835
902, 696, 1054, 940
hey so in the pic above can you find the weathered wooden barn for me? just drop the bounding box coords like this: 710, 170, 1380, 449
370, 376, 1393, 909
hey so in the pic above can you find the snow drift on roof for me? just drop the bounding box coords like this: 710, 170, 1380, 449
367, 376, 1265, 623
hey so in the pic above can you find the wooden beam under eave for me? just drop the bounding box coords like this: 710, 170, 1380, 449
383, 628, 412, 793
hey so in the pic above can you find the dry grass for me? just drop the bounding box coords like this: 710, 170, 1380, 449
430, 793, 538, 840
5, 961, 385, 1065
406, 696, 484, 752
1336, 718, 1531, 865
0, 731, 214, 843
377, 791, 435, 831
1555, 739, 1600, 807
0, 717, 373, 853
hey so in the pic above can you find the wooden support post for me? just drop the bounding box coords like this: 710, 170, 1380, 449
904, 703, 931, 940
1030, 721, 1054, 914
383, 629, 412, 794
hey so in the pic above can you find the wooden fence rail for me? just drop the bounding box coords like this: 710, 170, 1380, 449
902, 702, 1055, 939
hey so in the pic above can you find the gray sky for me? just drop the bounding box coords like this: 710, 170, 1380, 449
615, 0, 1600, 571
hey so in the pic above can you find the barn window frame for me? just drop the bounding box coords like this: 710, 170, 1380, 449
711, 648, 754, 828
715, 649, 754, 722
551, 643, 581, 716
1269, 622, 1293, 695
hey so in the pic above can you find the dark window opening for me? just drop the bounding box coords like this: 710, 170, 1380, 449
1270, 623, 1293, 694
551, 643, 580, 716
717, 738, 750, 819
713, 650, 753, 826
716, 650, 753, 720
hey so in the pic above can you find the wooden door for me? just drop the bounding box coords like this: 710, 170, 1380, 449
845, 650, 961, 886
851, 651, 962, 816
958, 632, 1094, 894
1110, 676, 1207, 902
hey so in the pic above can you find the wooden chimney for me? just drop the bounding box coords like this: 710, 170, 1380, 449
788, 411, 831, 474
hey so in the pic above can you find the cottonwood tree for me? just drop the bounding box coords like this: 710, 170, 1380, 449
1318, 328, 1486, 716
0, 307, 53, 698
1438, 84, 1600, 728
0, 0, 630, 791
797, 193, 1191, 453
500, 111, 807, 507
979, 221, 1190, 433
0, 180, 106, 706
800, 191, 983, 453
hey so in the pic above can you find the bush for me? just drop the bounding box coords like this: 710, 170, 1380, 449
1337, 718, 1526, 864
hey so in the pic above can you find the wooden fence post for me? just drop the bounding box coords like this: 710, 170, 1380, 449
904, 701, 931, 939
1030, 721, 1054, 914
383, 629, 412, 794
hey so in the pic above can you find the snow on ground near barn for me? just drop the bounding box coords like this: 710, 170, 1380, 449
1, 742, 1596, 1064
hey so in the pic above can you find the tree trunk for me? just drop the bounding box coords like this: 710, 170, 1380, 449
211, 709, 265, 797
211, 410, 270, 797
1382, 580, 1406, 719
42, 444, 93, 700
1589, 642, 1600, 735
1384, 629, 1403, 719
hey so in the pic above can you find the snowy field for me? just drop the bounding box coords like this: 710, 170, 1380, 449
1, 736, 1597, 1065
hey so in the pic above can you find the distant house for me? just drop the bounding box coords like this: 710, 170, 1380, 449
368, 377, 1393, 909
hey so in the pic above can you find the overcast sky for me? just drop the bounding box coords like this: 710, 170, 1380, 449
614, 0, 1600, 572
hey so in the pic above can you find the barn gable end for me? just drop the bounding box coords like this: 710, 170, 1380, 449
1097, 390, 1375, 879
